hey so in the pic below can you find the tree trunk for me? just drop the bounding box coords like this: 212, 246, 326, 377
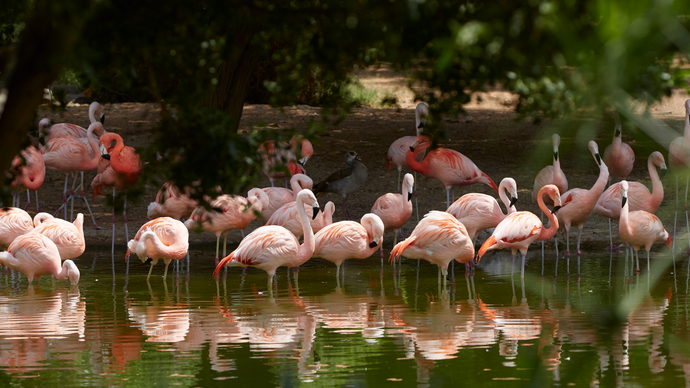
0, 0, 91, 192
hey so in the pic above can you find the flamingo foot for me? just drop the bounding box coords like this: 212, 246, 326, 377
605, 244, 621, 252
23, 201, 30, 211
684, 248, 690, 256
94, 224, 105, 230
566, 250, 570, 258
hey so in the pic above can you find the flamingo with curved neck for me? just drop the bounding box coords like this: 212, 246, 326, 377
31, 212, 85, 260
533, 134, 568, 204
0, 233, 80, 285
259, 173, 313, 221
478, 184, 563, 278
39, 101, 106, 142
10, 145, 45, 212
214, 189, 321, 294
603, 111, 634, 183
126, 217, 189, 280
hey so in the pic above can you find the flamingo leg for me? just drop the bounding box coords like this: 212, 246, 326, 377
521, 253, 526, 278
112, 189, 116, 257
442, 268, 448, 290
223, 232, 228, 257
446, 189, 450, 210
147, 263, 154, 281
397, 169, 401, 193
215, 235, 220, 266
268, 274, 274, 296
24, 189, 30, 211
69, 172, 78, 222
35, 190, 40, 213
647, 250, 650, 272
123, 193, 129, 242
62, 174, 69, 216
635, 249, 640, 273
336, 264, 340, 279
414, 172, 419, 223
576, 228, 582, 256
76, 176, 103, 229
686, 177, 689, 252
163, 261, 170, 279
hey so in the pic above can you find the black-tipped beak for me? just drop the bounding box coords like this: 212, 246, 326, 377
312, 207, 320, 220
615, 128, 621, 137
509, 196, 518, 208
595, 153, 601, 166
409, 146, 415, 152
297, 160, 304, 166
101, 115, 105, 125
660, 168, 667, 178
417, 122, 425, 129
621, 196, 627, 208
369, 241, 378, 248
101, 154, 111, 160
551, 205, 561, 214
408, 192, 413, 201
553, 151, 559, 161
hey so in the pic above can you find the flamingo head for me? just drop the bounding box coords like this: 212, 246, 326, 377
551, 134, 561, 160
64, 260, 80, 286
296, 189, 320, 220
545, 185, 562, 214
410, 135, 431, 152
415, 103, 429, 132
588, 141, 602, 166
650, 151, 667, 178
620, 180, 629, 208
362, 213, 385, 249
685, 99, 690, 115
403, 173, 415, 201
38, 118, 51, 138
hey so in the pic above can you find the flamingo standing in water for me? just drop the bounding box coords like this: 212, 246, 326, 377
41, 122, 103, 227
313, 213, 384, 279
446, 177, 518, 245
668, 99, 690, 249
10, 146, 45, 212
387, 103, 428, 191
533, 134, 568, 203
92, 133, 142, 253
477, 185, 563, 278
0, 233, 80, 285
213, 190, 321, 294
38, 101, 106, 142
406, 135, 498, 209
146, 182, 198, 220
603, 111, 634, 183
556, 141, 609, 267
259, 174, 313, 221
594, 151, 666, 250
618, 180, 672, 272
389, 211, 475, 289
126, 217, 189, 280
185, 189, 269, 265
30, 213, 85, 261
0, 207, 34, 250
371, 173, 414, 257
266, 200, 335, 238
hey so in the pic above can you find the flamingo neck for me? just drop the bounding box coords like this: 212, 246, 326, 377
590, 162, 609, 199
140, 231, 179, 261
54, 260, 74, 282
109, 135, 127, 172
684, 110, 690, 143
497, 181, 513, 215
648, 158, 664, 207
295, 197, 315, 267
536, 195, 559, 241
619, 197, 633, 238
405, 146, 428, 174
84, 126, 101, 169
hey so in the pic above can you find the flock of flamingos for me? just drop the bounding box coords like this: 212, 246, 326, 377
1, 99, 689, 293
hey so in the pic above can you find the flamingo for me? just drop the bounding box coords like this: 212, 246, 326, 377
213, 189, 321, 294
30, 212, 85, 260
603, 111, 635, 183
147, 182, 198, 220
387, 102, 428, 191
185, 188, 269, 265
313, 151, 368, 218
266, 199, 335, 238
668, 99, 690, 249
259, 174, 314, 221
389, 211, 475, 289
532, 133, 568, 203
594, 151, 666, 250
258, 136, 313, 187
0, 233, 80, 285
406, 135, 498, 209
41, 121, 103, 227
371, 173, 414, 257
556, 141, 609, 261
92, 133, 142, 252
289, 135, 314, 167
312, 213, 384, 279
618, 180, 672, 272
446, 177, 518, 244
38, 101, 106, 143
9, 146, 45, 212
477, 185, 563, 278
126, 217, 189, 280
0, 207, 34, 250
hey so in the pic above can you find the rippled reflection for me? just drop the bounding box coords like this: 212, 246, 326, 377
0, 251, 688, 386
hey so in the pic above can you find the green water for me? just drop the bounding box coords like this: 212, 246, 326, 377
0, 245, 688, 387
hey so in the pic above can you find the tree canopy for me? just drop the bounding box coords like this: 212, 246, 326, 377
1, 0, 689, 200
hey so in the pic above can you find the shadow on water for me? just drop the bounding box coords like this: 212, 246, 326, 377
0, 244, 689, 386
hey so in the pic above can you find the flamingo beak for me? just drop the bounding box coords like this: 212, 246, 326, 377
299, 156, 309, 165
509, 196, 518, 208
615, 128, 621, 137
101, 154, 110, 160
595, 153, 601, 166
408, 191, 413, 201
312, 207, 320, 220
417, 121, 425, 129
553, 151, 559, 161
660, 168, 667, 179
621, 196, 627, 208
101, 114, 105, 125
551, 205, 561, 214
369, 241, 378, 248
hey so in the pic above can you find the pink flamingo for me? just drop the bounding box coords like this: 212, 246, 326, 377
10, 146, 45, 212
603, 111, 634, 183
407, 135, 498, 209
389, 211, 475, 289
213, 189, 321, 294
42, 121, 103, 227
313, 213, 385, 279
38, 101, 106, 143
594, 151, 666, 250
371, 173, 414, 257
185, 189, 269, 264
533, 134, 568, 203
126, 217, 189, 280
556, 141, 609, 263
477, 185, 563, 278
147, 182, 198, 220
0, 207, 34, 250
290, 135, 314, 167
387, 103, 428, 191
259, 174, 314, 221
446, 177, 518, 244
0, 233, 80, 285
31, 212, 85, 260
668, 99, 690, 248
258, 136, 313, 187
92, 133, 142, 252
266, 199, 335, 238
618, 180, 672, 272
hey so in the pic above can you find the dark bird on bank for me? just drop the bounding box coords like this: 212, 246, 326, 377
313, 151, 368, 218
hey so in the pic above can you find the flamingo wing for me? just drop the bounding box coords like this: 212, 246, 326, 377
232, 226, 299, 266
492, 212, 542, 246
314, 221, 365, 254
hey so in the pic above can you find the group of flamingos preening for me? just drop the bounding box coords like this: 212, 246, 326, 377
2, 99, 690, 293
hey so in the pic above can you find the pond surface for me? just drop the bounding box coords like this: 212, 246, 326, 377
0, 245, 688, 387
